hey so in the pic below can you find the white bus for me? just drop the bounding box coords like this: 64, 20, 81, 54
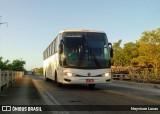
43, 30, 113, 88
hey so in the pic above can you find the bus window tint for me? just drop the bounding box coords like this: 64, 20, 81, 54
64, 36, 85, 67
63, 32, 111, 69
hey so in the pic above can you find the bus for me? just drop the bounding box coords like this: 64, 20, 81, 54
43, 29, 113, 88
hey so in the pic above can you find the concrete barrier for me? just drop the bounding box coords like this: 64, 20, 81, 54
0, 69, 24, 92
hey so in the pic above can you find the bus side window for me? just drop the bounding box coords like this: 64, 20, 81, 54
54, 38, 57, 53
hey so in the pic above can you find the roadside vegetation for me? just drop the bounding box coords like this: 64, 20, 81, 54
112, 28, 160, 75
32, 67, 43, 75
0, 57, 26, 71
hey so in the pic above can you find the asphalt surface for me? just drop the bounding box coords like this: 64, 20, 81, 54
0, 75, 160, 114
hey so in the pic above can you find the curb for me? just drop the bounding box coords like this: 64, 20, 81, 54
111, 80, 160, 90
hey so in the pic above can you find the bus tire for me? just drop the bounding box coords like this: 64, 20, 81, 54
45, 72, 49, 81
88, 84, 95, 89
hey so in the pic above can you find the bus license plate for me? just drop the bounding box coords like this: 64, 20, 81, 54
86, 79, 94, 83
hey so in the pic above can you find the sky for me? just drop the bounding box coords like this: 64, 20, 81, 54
0, 0, 160, 70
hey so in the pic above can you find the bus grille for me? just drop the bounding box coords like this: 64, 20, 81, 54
75, 74, 102, 77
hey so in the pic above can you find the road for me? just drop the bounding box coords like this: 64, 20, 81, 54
0, 74, 160, 114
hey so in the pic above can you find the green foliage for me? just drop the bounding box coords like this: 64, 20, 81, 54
113, 28, 160, 74
0, 57, 10, 70
123, 42, 139, 66
0, 57, 26, 71
32, 67, 43, 75
135, 28, 160, 74
112, 40, 124, 66
112, 40, 139, 66
11, 59, 26, 71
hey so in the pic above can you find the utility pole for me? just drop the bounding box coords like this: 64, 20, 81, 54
0, 16, 8, 27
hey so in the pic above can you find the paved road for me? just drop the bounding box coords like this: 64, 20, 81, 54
0, 75, 160, 114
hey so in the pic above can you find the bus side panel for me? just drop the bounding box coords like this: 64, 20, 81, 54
43, 56, 53, 80
54, 53, 62, 83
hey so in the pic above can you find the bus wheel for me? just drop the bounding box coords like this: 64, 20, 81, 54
45, 77, 49, 81
55, 72, 62, 87
88, 84, 95, 89
45, 72, 49, 81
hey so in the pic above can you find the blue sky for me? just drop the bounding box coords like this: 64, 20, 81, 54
0, 0, 160, 70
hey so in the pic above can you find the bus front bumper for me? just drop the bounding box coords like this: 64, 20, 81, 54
62, 76, 111, 84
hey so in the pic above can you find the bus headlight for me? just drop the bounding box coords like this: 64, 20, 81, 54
104, 72, 111, 77
64, 72, 73, 77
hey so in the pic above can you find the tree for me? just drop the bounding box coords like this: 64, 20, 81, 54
11, 59, 26, 71
0, 57, 26, 71
0, 57, 4, 70
0, 57, 10, 70
112, 40, 124, 66
122, 42, 139, 66
32, 67, 43, 75
134, 28, 160, 74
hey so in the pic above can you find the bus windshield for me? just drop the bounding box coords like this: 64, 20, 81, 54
63, 32, 111, 69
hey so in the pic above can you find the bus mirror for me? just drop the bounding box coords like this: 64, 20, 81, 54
58, 40, 63, 54
110, 48, 113, 57
108, 43, 113, 58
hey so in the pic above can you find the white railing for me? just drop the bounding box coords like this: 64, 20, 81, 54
0, 69, 24, 92
112, 73, 160, 83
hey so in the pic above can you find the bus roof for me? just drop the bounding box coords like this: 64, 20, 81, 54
59, 29, 105, 34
